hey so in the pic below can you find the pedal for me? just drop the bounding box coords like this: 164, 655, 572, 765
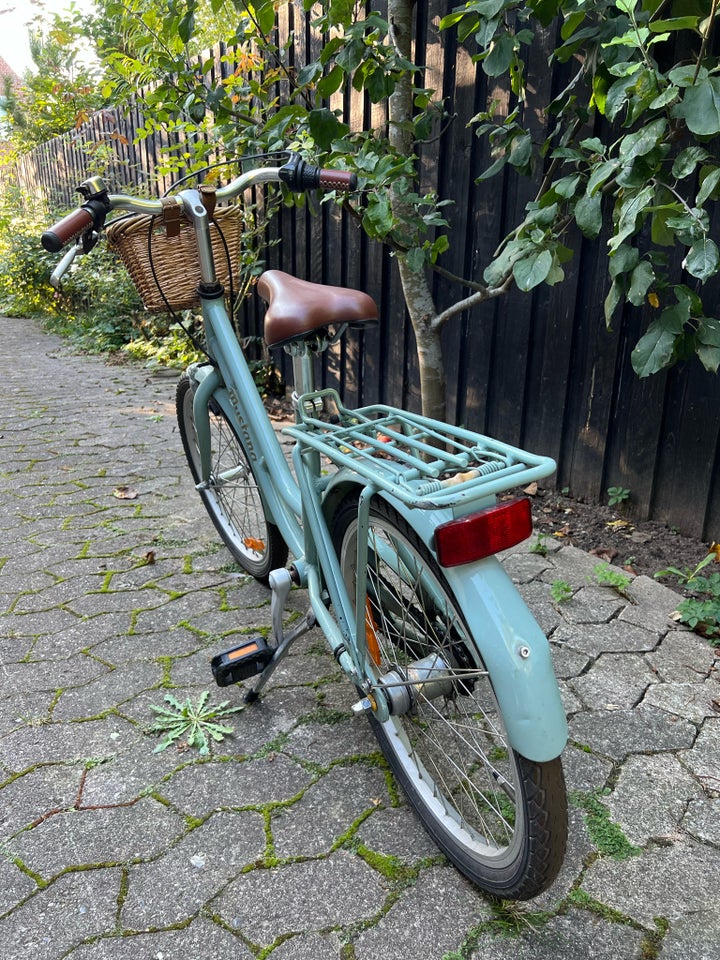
211, 637, 274, 686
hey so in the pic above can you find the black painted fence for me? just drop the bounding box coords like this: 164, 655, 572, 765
12, 3, 720, 541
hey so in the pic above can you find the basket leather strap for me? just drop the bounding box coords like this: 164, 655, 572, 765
160, 197, 182, 238
200, 184, 217, 218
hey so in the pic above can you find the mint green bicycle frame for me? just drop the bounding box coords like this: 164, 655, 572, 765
169, 182, 568, 764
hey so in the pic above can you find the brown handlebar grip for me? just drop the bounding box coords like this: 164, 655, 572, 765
41, 207, 95, 254
317, 169, 358, 192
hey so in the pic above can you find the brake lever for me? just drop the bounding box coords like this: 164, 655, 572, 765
49, 242, 80, 289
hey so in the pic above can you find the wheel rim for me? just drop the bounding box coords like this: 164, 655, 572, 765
182, 389, 271, 571
342, 514, 526, 866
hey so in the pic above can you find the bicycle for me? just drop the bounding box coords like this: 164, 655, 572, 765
42, 152, 568, 900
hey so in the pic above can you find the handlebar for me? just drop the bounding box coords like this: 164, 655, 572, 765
41, 153, 357, 257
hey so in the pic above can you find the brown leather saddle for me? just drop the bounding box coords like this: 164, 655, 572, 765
257, 270, 379, 347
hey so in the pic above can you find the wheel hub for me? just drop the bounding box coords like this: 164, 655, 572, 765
380, 653, 454, 715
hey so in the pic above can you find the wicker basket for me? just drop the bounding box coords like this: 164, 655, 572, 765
106, 205, 242, 312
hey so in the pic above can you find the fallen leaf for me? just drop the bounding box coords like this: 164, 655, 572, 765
113, 486, 139, 500
552, 524, 572, 538
630, 530, 652, 543
143, 550, 156, 565
606, 519, 632, 530
523, 481, 538, 496
623, 564, 639, 575
709, 542, 720, 562
589, 547, 618, 563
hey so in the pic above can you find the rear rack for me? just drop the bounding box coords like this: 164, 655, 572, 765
283, 390, 555, 509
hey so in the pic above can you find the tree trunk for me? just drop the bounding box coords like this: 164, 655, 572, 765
387, 0, 447, 423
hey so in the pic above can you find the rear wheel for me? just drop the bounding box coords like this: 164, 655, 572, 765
332, 494, 567, 899
176, 374, 288, 582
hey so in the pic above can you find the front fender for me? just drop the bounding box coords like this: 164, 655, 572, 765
324, 480, 568, 763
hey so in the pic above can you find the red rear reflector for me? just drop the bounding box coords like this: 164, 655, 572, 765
435, 497, 533, 567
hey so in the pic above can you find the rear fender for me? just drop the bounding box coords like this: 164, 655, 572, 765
322, 477, 568, 763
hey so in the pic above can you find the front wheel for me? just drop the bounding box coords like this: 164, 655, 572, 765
332, 495, 567, 900
176, 374, 288, 583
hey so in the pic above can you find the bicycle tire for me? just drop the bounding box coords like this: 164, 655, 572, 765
176, 374, 288, 583
331, 494, 567, 899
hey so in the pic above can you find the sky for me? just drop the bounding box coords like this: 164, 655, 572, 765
0, 0, 96, 77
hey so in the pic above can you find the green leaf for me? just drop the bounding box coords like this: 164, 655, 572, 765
508, 132, 532, 169
618, 118, 667, 163
317, 64, 345, 98
297, 61, 322, 87
483, 33, 515, 77
575, 192, 603, 238
631, 293, 691, 376
609, 185, 655, 252
364, 193, 394, 237
308, 107, 347, 150
609, 243, 640, 279
178, 11, 195, 43
587, 159, 619, 195
671, 146, 708, 180
631, 321, 677, 376
405, 246, 426, 272
483, 238, 534, 287
672, 78, 720, 135
683, 238, 719, 281
628, 261, 655, 306
649, 16, 699, 32
256, 0, 277, 34
604, 278, 624, 327
696, 167, 720, 205
513, 249, 553, 291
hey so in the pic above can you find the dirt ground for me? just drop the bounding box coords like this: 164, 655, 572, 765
528, 484, 712, 589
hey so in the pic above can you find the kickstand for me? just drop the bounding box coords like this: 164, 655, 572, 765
210, 568, 316, 700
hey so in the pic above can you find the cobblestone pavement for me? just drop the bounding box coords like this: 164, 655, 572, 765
1, 315, 719, 960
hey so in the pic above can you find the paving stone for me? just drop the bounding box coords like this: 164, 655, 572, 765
159, 754, 314, 814
62, 919, 255, 960
538, 545, 604, 589
558, 586, 626, 624
621, 575, 684, 635
121, 810, 266, 928
583, 841, 720, 925
681, 797, 720, 845
272, 763, 392, 858
353, 865, 490, 960
51, 661, 162, 720
213, 853, 388, 945
282, 716, 382, 765
569, 652, 657, 710
549, 642, 592, 679
467, 908, 645, 960
0, 857, 37, 915
0, 716, 143, 771
641, 678, 720, 724
269, 932, 345, 959
568, 704, 697, 759
646, 630, 717, 682
553, 619, 659, 656
11, 796, 186, 878
678, 718, 720, 785
605, 754, 705, 845
516, 580, 562, 635
0, 656, 111, 695
355, 803, 439, 864
560, 743, 614, 794
503, 552, 552, 584
0, 868, 122, 960
659, 911, 720, 960
0, 764, 83, 838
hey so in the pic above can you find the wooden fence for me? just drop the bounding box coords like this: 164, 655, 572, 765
13, 2, 720, 541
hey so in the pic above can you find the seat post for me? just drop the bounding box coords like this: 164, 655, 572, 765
286, 342, 317, 402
